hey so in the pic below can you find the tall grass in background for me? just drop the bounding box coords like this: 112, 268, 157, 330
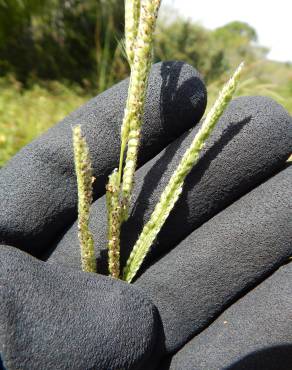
0, 2, 291, 167
1, 59, 291, 168
95, 0, 128, 93
0, 0, 127, 167
207, 60, 292, 113
0, 77, 89, 167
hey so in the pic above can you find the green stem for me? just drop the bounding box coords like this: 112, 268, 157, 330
121, 0, 162, 218
123, 62, 244, 283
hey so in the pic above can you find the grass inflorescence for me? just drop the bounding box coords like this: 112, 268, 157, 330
73, 125, 97, 273
123, 62, 244, 282
71, 0, 244, 281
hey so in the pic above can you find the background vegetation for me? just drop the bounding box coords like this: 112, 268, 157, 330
0, 0, 291, 166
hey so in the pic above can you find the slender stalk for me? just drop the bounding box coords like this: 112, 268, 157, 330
104, 0, 161, 277
123, 62, 245, 283
118, 0, 141, 186
72, 125, 96, 273
118, 0, 161, 214
106, 170, 121, 278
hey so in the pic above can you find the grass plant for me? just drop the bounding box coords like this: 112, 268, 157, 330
72, 0, 244, 281
105, 0, 162, 278
1, 2, 288, 279
73, 125, 96, 273
123, 62, 244, 282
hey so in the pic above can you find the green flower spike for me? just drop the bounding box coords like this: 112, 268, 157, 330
72, 125, 96, 273
123, 62, 245, 283
106, 170, 122, 279
118, 0, 162, 219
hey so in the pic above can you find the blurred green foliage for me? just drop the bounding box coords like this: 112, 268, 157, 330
0, 76, 89, 165
154, 16, 267, 82
0, 0, 127, 90
0, 1, 291, 166
0, 1, 275, 88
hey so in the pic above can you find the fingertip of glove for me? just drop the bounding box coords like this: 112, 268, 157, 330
147, 61, 207, 136
226, 95, 292, 153
0, 245, 164, 370
165, 263, 292, 370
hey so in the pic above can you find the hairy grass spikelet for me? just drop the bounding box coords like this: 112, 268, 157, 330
125, 0, 141, 66
106, 170, 122, 278
123, 62, 244, 283
118, 0, 162, 218
72, 125, 96, 273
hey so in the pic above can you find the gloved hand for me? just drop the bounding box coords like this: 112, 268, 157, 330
0, 61, 291, 370
162, 260, 292, 370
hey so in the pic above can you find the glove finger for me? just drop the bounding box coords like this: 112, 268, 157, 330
0, 245, 164, 370
48, 96, 291, 270
0, 61, 206, 256
134, 165, 291, 354
162, 262, 292, 370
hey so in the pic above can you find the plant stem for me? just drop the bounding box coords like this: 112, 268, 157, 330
106, 170, 121, 278
72, 125, 96, 273
123, 62, 244, 283
105, 0, 161, 279
118, 0, 161, 216
125, 0, 141, 66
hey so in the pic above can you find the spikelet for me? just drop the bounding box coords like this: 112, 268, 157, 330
121, 0, 141, 174
72, 125, 96, 273
125, 0, 141, 66
123, 62, 244, 283
118, 0, 162, 216
106, 170, 122, 278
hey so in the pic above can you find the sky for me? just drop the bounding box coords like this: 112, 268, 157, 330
163, 0, 292, 62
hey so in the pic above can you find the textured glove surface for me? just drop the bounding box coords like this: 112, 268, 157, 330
48, 96, 292, 354
136, 165, 292, 352
0, 245, 163, 370
0, 61, 206, 255
0, 60, 291, 370
163, 262, 292, 370
49, 96, 292, 271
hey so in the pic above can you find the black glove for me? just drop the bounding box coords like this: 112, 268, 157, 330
162, 260, 292, 370
0, 61, 291, 370
0, 61, 206, 255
